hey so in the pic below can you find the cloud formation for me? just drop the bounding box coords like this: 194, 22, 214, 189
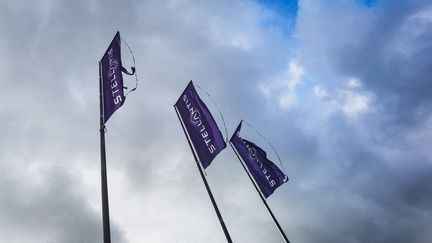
0, 0, 431, 243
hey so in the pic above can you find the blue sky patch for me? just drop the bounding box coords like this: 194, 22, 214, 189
258, 0, 298, 17
357, 0, 376, 7
257, 0, 298, 35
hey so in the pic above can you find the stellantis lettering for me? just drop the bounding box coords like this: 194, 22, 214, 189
107, 49, 123, 105
175, 81, 226, 168
100, 31, 125, 123
183, 94, 216, 154
230, 121, 287, 198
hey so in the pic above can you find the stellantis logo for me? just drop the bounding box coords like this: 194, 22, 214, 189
249, 147, 257, 160
189, 108, 201, 125
108, 59, 118, 77
242, 138, 277, 187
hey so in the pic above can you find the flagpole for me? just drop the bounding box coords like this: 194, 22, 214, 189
99, 61, 112, 243
229, 142, 290, 243
174, 105, 233, 243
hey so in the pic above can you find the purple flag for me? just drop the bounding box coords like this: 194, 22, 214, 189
230, 121, 288, 198
175, 81, 226, 169
100, 31, 125, 123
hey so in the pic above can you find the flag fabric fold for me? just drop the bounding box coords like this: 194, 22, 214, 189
100, 31, 126, 124
175, 81, 226, 169
230, 121, 288, 198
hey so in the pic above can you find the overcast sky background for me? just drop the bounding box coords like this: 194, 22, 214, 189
1, 0, 432, 242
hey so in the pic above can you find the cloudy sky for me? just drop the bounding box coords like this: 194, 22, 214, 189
1, 0, 432, 242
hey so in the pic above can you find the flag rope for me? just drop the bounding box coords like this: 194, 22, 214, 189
120, 36, 138, 97
242, 120, 287, 177
194, 82, 229, 142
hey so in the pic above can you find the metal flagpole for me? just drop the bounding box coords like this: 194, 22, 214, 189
229, 142, 290, 243
99, 61, 112, 243
174, 105, 233, 243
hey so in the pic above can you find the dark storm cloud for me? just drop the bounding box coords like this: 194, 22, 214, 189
272, 107, 432, 243
0, 0, 141, 242
0, 166, 126, 243
297, 0, 432, 125
269, 1, 432, 242
331, 0, 432, 125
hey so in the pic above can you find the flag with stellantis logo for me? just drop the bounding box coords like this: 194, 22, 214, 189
230, 121, 288, 198
100, 31, 135, 123
175, 81, 226, 169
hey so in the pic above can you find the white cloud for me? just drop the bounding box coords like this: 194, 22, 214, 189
338, 78, 373, 118
313, 78, 373, 118
260, 61, 305, 108
347, 77, 362, 88
313, 85, 327, 98
340, 90, 372, 118
229, 34, 253, 50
